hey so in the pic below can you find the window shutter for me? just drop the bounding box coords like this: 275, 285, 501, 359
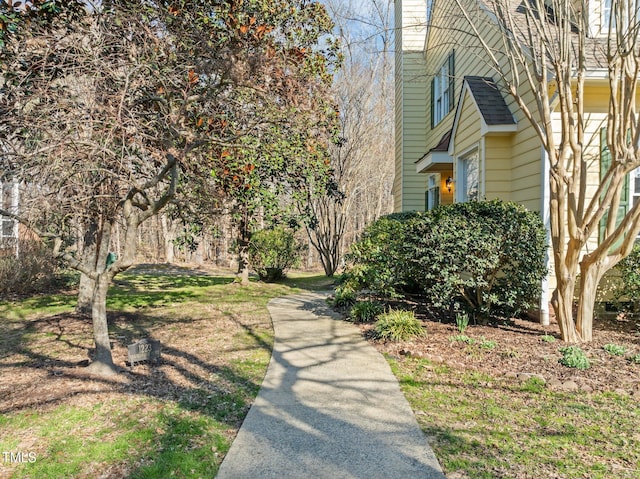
430, 77, 435, 129
448, 51, 455, 112
434, 186, 440, 209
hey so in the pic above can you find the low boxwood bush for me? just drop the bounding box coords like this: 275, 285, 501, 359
559, 346, 590, 370
349, 301, 383, 323
248, 227, 303, 282
373, 310, 425, 341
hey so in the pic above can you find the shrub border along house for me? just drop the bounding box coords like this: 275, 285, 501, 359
343, 199, 547, 321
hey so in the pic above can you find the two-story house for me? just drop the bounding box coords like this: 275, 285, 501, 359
395, 0, 630, 324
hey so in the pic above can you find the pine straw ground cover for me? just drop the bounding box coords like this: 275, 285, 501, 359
0, 265, 331, 479
360, 306, 640, 479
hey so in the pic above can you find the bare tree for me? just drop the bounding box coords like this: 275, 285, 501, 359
305, 0, 395, 276
447, 0, 640, 341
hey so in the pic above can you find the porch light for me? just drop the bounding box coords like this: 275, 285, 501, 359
445, 176, 454, 192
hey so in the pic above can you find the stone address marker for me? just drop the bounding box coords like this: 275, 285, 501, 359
127, 338, 161, 366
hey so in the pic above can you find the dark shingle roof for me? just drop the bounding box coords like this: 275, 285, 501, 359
430, 130, 452, 152
480, 0, 607, 70
464, 76, 516, 125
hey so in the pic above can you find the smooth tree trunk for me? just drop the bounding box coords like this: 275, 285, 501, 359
575, 259, 609, 342
551, 277, 581, 343
77, 272, 95, 315
237, 242, 250, 286
76, 221, 99, 315
161, 214, 175, 263
86, 273, 118, 375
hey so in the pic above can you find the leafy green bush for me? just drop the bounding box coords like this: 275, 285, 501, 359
540, 334, 556, 343
617, 243, 640, 301
344, 201, 546, 319
349, 301, 383, 323
404, 200, 547, 319
373, 310, 425, 341
248, 227, 303, 282
330, 284, 357, 308
559, 346, 590, 370
603, 343, 627, 356
629, 354, 640, 365
345, 212, 420, 297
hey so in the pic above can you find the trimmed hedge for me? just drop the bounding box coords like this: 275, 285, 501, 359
344, 200, 547, 319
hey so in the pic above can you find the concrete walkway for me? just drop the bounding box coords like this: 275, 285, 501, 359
216, 292, 445, 479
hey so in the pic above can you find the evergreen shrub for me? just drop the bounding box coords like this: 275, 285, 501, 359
617, 243, 640, 301
343, 200, 547, 320
248, 227, 303, 282
345, 211, 420, 297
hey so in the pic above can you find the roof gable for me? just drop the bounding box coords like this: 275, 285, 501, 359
449, 76, 517, 154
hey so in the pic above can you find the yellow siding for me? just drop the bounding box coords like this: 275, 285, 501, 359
394, 0, 429, 212
452, 94, 482, 155
485, 136, 512, 201
425, 0, 545, 212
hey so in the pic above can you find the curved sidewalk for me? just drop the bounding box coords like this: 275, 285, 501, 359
216, 292, 445, 479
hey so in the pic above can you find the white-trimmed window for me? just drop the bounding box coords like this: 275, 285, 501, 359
602, 0, 612, 31
0, 182, 18, 239
601, 0, 640, 33
431, 51, 455, 128
425, 174, 440, 211
631, 167, 640, 208
459, 151, 479, 202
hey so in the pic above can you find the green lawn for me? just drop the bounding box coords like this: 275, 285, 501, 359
4, 267, 637, 478
390, 356, 640, 479
0, 266, 332, 479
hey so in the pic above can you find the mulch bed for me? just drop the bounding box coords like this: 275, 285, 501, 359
362, 308, 640, 395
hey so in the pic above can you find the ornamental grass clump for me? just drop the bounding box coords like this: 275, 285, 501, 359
373, 310, 425, 341
349, 301, 383, 323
